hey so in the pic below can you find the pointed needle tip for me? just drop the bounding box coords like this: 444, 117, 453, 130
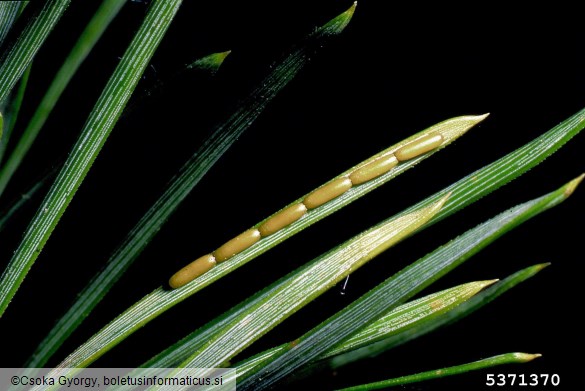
341, 1, 358, 22
321, 1, 357, 34
465, 113, 489, 126
442, 191, 453, 202
515, 352, 542, 362
428, 192, 452, 215
214, 49, 232, 64
563, 173, 585, 197
481, 278, 499, 287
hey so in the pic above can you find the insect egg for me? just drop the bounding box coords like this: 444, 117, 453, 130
349, 154, 398, 185
169, 254, 216, 289
394, 133, 443, 161
303, 177, 352, 209
213, 229, 262, 263
258, 203, 307, 236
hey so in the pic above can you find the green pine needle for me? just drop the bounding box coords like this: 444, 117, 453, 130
337, 352, 541, 390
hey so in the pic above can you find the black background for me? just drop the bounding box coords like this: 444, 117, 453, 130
0, 1, 584, 389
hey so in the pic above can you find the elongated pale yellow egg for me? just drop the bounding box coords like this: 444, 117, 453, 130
214, 229, 261, 262
303, 178, 352, 209
349, 154, 398, 185
394, 134, 443, 161
168, 254, 216, 289
258, 203, 307, 236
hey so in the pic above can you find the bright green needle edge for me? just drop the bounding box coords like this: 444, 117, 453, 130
0, 0, 184, 317
327, 262, 550, 370
0, 64, 31, 165
0, 0, 71, 105
0, 0, 126, 198
337, 352, 541, 390
33, 3, 357, 369
238, 173, 582, 390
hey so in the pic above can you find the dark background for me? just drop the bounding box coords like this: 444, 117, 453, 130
0, 1, 583, 389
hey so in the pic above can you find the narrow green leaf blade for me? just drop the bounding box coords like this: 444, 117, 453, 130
238, 175, 581, 390
0, 0, 183, 317
0, 0, 70, 104
337, 352, 541, 390
0, 0, 126, 197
